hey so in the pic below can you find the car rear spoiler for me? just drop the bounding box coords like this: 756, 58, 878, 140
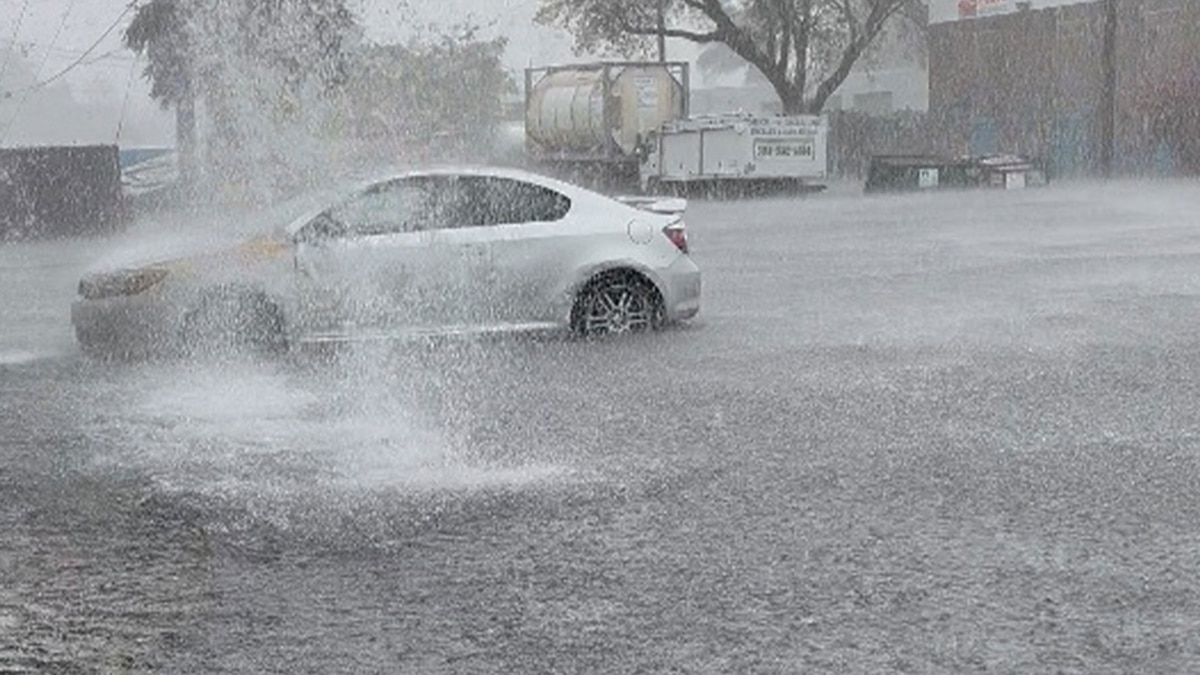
615, 195, 688, 215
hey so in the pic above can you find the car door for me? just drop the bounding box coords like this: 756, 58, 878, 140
456, 176, 575, 324
414, 175, 497, 326
292, 178, 441, 336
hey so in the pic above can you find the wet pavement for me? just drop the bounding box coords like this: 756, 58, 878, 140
3, 180, 1200, 672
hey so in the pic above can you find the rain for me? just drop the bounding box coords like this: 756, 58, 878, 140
3, 0, 1200, 672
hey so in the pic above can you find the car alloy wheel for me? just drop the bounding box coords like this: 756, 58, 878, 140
578, 277, 659, 336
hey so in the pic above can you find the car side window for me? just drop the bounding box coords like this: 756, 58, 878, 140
310, 175, 571, 237
457, 177, 572, 227
328, 180, 428, 237
416, 176, 474, 231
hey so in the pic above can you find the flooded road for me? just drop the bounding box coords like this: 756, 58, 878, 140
4, 180, 1200, 672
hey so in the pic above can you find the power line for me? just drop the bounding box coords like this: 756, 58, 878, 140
2, 2, 138, 97
1, 0, 80, 143
34, 0, 79, 76
2, 38, 139, 63
0, 0, 34, 88
81, 50, 141, 68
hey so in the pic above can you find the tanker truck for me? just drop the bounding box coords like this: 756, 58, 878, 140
523, 61, 690, 185
523, 61, 827, 195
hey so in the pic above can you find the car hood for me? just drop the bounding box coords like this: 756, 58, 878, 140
84, 188, 340, 274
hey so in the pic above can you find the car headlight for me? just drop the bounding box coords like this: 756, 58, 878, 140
78, 268, 169, 300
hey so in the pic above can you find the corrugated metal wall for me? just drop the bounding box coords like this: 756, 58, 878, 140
929, 0, 1200, 177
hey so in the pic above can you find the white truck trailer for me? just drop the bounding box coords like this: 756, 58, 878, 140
639, 113, 828, 193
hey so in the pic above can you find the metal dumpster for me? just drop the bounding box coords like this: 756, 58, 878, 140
864, 153, 1048, 194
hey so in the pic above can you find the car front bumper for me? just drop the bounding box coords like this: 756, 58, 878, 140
71, 292, 185, 359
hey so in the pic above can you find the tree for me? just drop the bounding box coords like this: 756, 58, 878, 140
537, 0, 918, 114
225, 0, 358, 99
125, 0, 361, 192
126, 0, 358, 108
124, 0, 197, 183
338, 26, 515, 162
124, 0, 189, 106
387, 28, 514, 139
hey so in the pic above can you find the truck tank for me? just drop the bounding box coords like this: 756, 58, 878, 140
524, 62, 689, 162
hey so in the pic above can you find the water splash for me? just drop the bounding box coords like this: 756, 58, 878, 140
85, 353, 574, 507
0, 350, 49, 366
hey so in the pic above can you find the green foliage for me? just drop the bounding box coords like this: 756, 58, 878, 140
235, 0, 358, 95
536, 0, 666, 57
126, 2, 512, 142
124, 0, 360, 108
124, 0, 190, 108
341, 26, 515, 141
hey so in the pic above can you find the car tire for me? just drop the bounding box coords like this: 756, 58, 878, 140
571, 271, 664, 337
182, 288, 286, 359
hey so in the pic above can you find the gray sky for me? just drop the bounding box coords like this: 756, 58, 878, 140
0, 0, 591, 146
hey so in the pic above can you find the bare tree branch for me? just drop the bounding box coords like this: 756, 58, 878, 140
811, 0, 910, 111
538, 0, 916, 114
621, 23, 725, 43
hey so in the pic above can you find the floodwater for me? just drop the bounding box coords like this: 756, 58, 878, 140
4, 179, 1200, 672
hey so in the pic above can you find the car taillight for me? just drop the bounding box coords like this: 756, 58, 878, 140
663, 222, 688, 254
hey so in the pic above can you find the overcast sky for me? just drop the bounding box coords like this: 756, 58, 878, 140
0, 0, 605, 146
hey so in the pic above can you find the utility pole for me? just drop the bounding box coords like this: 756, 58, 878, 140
1099, 0, 1117, 177
657, 0, 667, 62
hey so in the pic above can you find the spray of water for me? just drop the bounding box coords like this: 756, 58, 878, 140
179, 0, 363, 201
83, 342, 576, 513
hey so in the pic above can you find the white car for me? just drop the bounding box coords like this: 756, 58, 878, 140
72, 167, 701, 358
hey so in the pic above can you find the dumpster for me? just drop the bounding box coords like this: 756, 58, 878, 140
864, 154, 975, 193
864, 153, 1047, 194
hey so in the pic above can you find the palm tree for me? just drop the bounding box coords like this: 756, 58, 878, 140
124, 0, 197, 184
124, 0, 360, 189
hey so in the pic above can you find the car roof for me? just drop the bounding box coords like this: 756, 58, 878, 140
283, 165, 622, 236
353, 165, 601, 200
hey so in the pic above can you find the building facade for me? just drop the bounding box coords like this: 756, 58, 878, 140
690, 64, 928, 118
928, 0, 1200, 176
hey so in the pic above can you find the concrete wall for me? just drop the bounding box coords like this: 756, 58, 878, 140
824, 66, 930, 113
1115, 0, 1200, 174
692, 64, 928, 118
